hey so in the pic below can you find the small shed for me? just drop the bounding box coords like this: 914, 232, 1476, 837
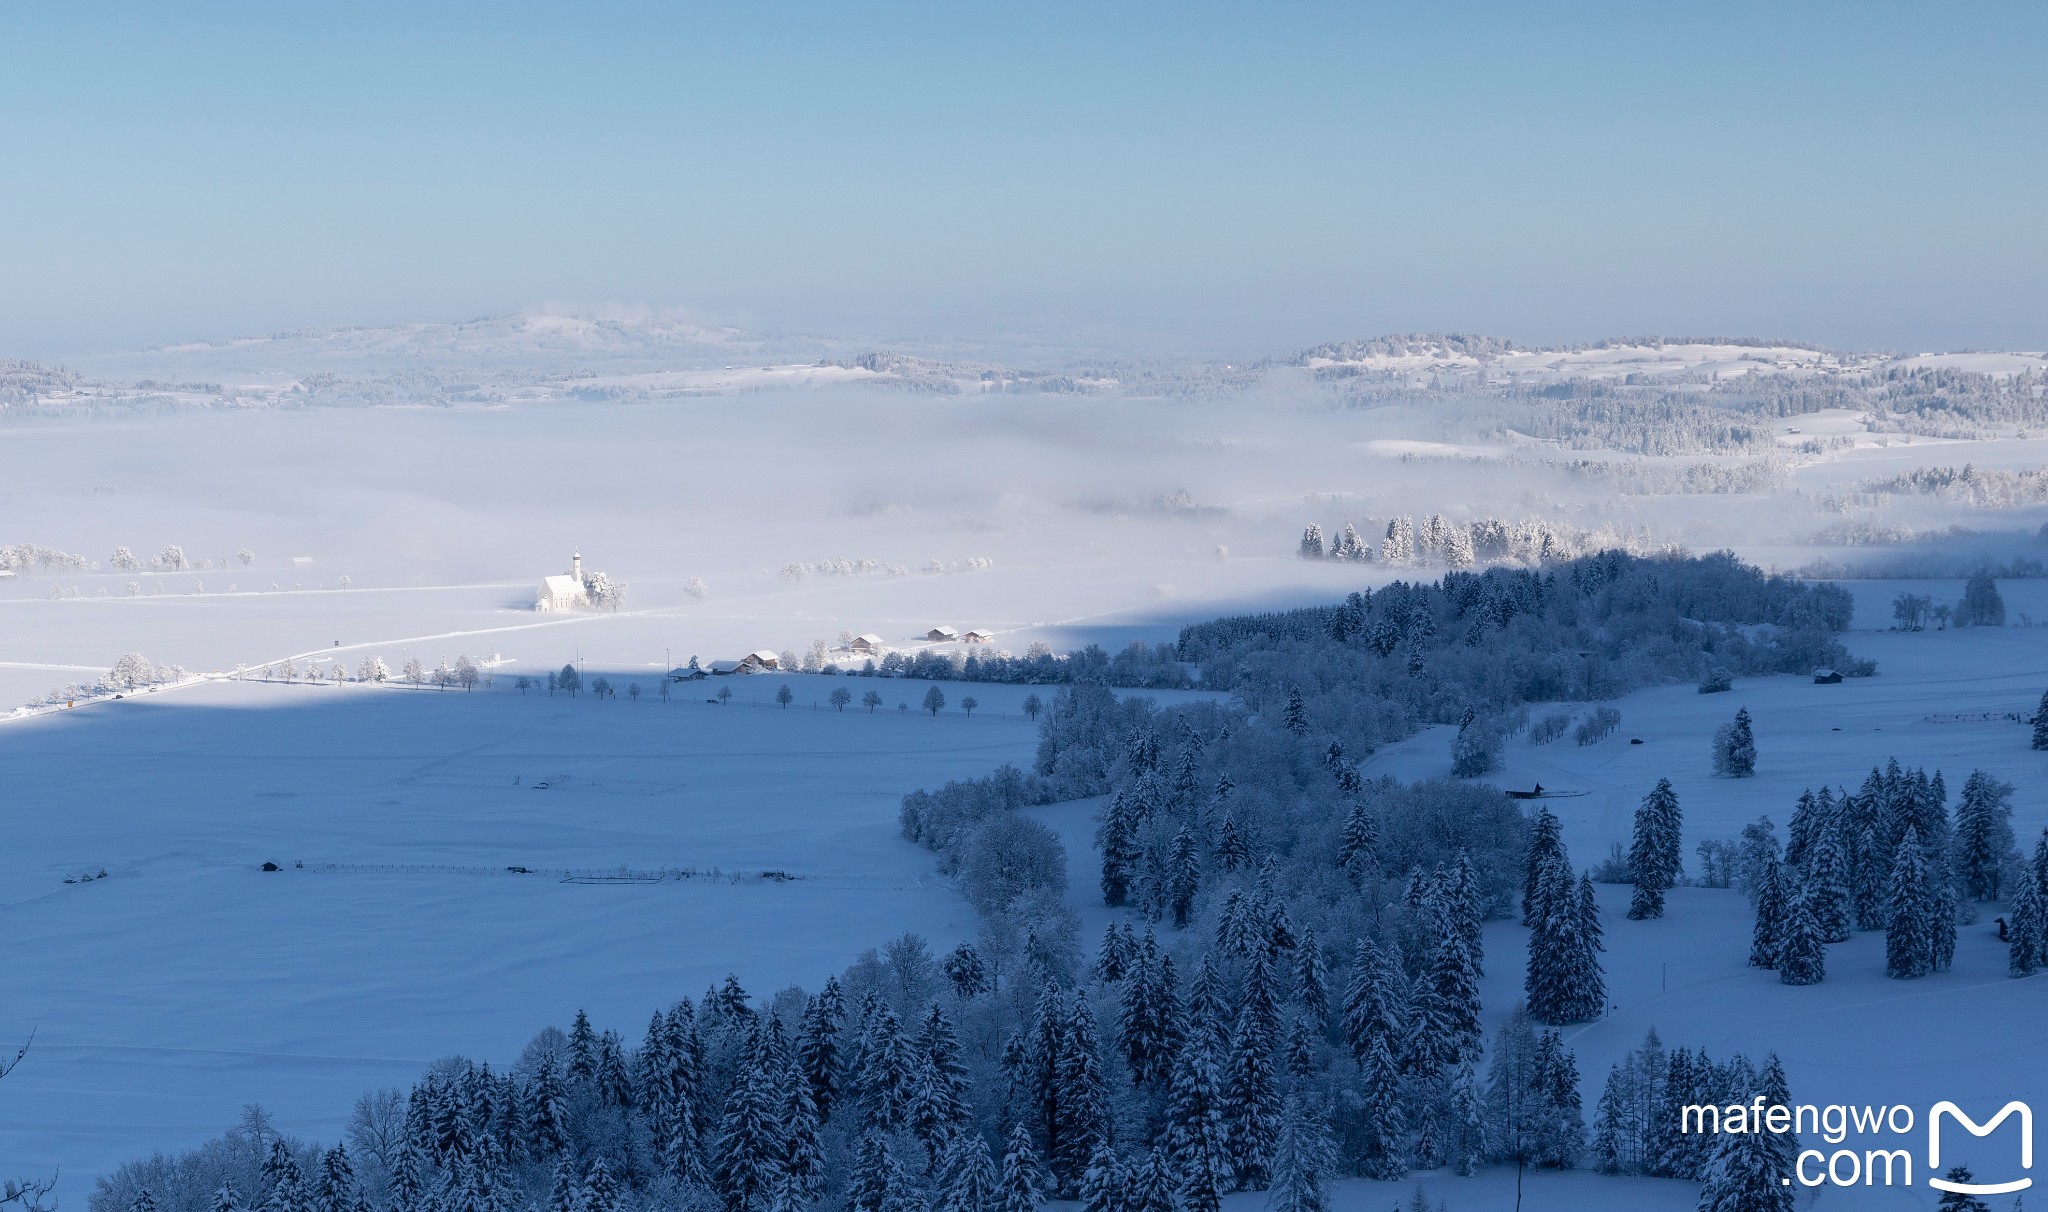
850, 634, 884, 654
927, 626, 960, 642
1813, 668, 1844, 684
963, 629, 995, 644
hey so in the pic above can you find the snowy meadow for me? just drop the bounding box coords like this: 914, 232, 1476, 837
3, 360, 2047, 1212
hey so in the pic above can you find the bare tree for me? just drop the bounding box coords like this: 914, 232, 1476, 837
829, 687, 852, 712
1, 1031, 54, 1212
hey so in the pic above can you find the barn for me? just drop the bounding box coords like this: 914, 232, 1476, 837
963, 629, 995, 644
927, 626, 960, 642
850, 634, 884, 655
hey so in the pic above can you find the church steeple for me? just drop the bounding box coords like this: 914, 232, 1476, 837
572, 551, 583, 582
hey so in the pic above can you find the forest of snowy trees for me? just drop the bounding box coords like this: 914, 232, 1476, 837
86, 552, 1882, 1212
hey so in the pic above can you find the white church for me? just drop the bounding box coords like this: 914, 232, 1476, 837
535, 553, 592, 612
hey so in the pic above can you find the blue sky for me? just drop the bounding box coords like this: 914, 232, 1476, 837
2, 1, 2043, 358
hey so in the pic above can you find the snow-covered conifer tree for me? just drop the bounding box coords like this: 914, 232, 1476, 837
1223, 951, 1283, 1187
1297, 526, 1324, 560
1951, 770, 2016, 901
1265, 1095, 1335, 1212
998, 1123, 1046, 1212
1627, 778, 1682, 920
1711, 707, 1757, 777
1749, 861, 1787, 969
1886, 828, 1937, 979
1776, 888, 1826, 986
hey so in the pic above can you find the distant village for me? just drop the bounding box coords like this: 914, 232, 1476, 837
534, 552, 999, 681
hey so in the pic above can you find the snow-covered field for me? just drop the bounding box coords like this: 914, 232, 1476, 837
6, 392, 2048, 1209
0, 674, 1172, 1199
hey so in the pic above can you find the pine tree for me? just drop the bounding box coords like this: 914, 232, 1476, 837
998, 1123, 1046, 1212
2010, 866, 2046, 977
1712, 707, 1757, 777
1282, 687, 1309, 736
1694, 1106, 1795, 1211
712, 1024, 783, 1212
214, 1184, 241, 1212
935, 1131, 1000, 1212
1053, 995, 1111, 1196
1298, 525, 1325, 560
1804, 825, 1854, 943
1886, 828, 1937, 979
1749, 861, 1788, 969
1118, 936, 1169, 1087
577, 1159, 619, 1212
2034, 689, 2048, 750
779, 1050, 823, 1202
1216, 814, 1250, 871
1337, 802, 1377, 883
1952, 770, 2017, 901
797, 979, 843, 1120
566, 1010, 597, 1084
1099, 792, 1139, 907
848, 1136, 902, 1212
1532, 1031, 1585, 1168
1627, 779, 1683, 920
1776, 888, 1826, 986
1526, 849, 1604, 1024
1168, 828, 1201, 927
1165, 1029, 1229, 1212
1357, 1030, 1408, 1180
1934, 1171, 1994, 1212
1294, 927, 1330, 1027
1523, 808, 1563, 925
1078, 1146, 1126, 1212
1223, 951, 1284, 1187
1265, 1096, 1335, 1212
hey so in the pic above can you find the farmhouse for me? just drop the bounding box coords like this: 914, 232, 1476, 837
667, 666, 707, 682
708, 651, 780, 674
927, 626, 960, 642
536, 553, 591, 612
963, 629, 995, 643
850, 634, 884, 655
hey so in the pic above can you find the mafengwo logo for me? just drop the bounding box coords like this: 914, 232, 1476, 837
1683, 1097, 2033, 1193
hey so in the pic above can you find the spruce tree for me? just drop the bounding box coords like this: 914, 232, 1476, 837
935, 1132, 1000, 1212
1951, 770, 2016, 901
566, 1010, 597, 1084
1522, 808, 1562, 926
1804, 825, 1854, 942
1168, 828, 1201, 927
1776, 888, 1826, 986
2010, 867, 2046, 977
2034, 689, 2048, 750
778, 1050, 823, 1204
797, 980, 843, 1121
1294, 927, 1331, 1027
1712, 707, 1757, 777
1356, 1031, 1408, 1180
1266, 1096, 1336, 1212
1935, 1171, 1993, 1212
1526, 854, 1605, 1024
1886, 828, 1937, 979
1627, 779, 1683, 920
997, 1123, 1046, 1212
1099, 792, 1139, 907
1053, 995, 1111, 1196
712, 1025, 784, 1212
1338, 802, 1378, 884
1164, 1029, 1229, 1212
1078, 1146, 1127, 1212
1749, 861, 1787, 969
1125, 1150, 1177, 1212
1223, 951, 1283, 1187
1694, 1099, 1794, 1212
